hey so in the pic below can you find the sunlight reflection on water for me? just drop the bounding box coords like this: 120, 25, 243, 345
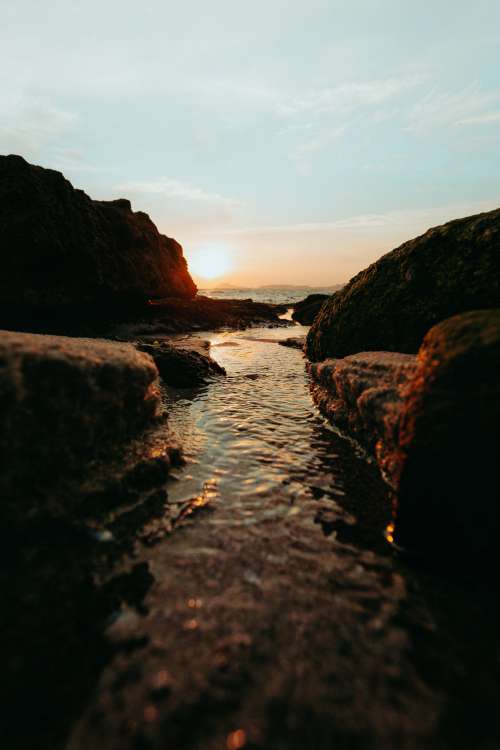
163, 324, 352, 528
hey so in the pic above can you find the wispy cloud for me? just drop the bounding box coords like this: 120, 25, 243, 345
457, 111, 500, 126
290, 123, 350, 172
0, 100, 114, 177
0, 100, 76, 159
279, 77, 421, 118
222, 215, 391, 235
278, 77, 421, 172
407, 85, 500, 133
191, 77, 279, 108
295, 123, 350, 153
220, 199, 500, 237
115, 178, 243, 210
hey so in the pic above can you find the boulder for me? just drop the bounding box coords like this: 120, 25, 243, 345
0, 330, 161, 521
292, 293, 329, 324
0, 155, 196, 312
394, 309, 500, 559
278, 335, 307, 350
309, 352, 417, 482
136, 340, 226, 387
308, 309, 500, 563
307, 208, 500, 361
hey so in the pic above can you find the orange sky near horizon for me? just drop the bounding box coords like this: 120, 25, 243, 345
182, 197, 500, 289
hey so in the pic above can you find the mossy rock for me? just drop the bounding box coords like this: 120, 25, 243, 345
307, 209, 500, 361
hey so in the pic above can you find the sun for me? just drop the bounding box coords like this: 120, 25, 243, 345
187, 242, 234, 281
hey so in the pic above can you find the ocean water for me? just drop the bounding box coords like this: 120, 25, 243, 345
198, 285, 341, 306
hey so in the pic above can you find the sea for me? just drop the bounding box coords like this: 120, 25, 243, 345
198, 285, 342, 306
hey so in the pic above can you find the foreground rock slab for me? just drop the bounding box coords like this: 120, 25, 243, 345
0, 330, 161, 522
307, 207, 500, 360
0, 155, 196, 314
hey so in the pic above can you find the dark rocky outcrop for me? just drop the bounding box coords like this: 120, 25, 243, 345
108, 295, 291, 338
309, 352, 417, 483
309, 309, 500, 563
278, 335, 307, 350
0, 329, 162, 522
395, 309, 500, 559
307, 208, 500, 361
136, 340, 226, 388
0, 155, 196, 315
292, 293, 329, 324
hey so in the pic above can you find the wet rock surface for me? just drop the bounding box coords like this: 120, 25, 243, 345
0, 329, 161, 522
1, 375, 184, 749
114, 295, 291, 337
309, 352, 417, 484
0, 154, 196, 312
307, 207, 500, 360
292, 293, 330, 324
395, 309, 500, 560
136, 339, 226, 388
278, 335, 307, 350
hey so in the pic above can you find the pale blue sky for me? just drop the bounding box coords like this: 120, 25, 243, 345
1, 0, 499, 285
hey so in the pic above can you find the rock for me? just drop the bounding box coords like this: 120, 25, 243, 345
309, 352, 417, 482
292, 294, 329, 324
307, 208, 500, 360
110, 295, 292, 338
0, 155, 196, 315
309, 310, 500, 563
278, 336, 307, 350
136, 340, 226, 388
394, 309, 500, 560
0, 329, 161, 521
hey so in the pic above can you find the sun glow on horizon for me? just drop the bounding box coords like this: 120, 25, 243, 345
187, 242, 235, 281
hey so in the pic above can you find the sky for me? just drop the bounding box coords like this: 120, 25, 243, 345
1, 0, 500, 287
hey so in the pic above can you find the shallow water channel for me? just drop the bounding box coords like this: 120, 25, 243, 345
67, 324, 500, 750
166, 324, 366, 529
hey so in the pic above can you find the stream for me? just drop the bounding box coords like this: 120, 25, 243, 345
65, 323, 500, 750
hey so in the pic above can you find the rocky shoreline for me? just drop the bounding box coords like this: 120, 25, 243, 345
0, 157, 296, 746
0, 156, 293, 514
306, 208, 500, 564
2, 154, 500, 749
